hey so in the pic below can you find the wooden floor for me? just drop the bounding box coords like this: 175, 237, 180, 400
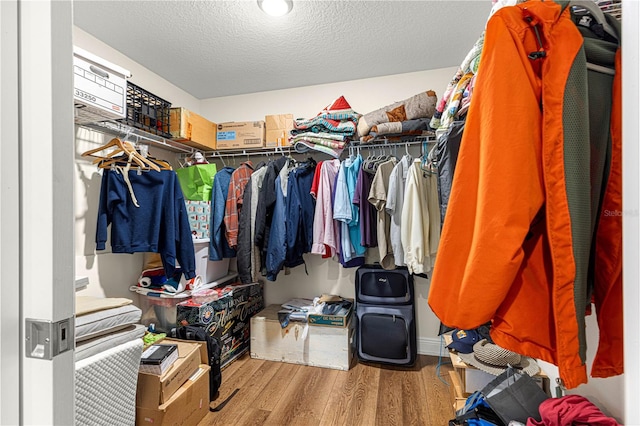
199, 353, 455, 426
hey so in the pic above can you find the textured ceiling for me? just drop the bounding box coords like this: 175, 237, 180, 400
73, 0, 491, 99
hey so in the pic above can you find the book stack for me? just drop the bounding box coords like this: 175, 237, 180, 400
140, 343, 179, 375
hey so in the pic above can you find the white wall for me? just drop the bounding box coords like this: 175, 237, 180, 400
199, 68, 456, 123
200, 67, 458, 357
73, 27, 200, 300
538, 314, 624, 423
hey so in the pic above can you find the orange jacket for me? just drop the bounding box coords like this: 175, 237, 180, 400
428, 1, 622, 389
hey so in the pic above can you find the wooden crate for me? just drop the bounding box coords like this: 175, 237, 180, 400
250, 304, 354, 370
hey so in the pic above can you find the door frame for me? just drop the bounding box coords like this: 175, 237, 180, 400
1, 1, 76, 424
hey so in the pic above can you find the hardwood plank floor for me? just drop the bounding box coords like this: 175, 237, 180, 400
200, 353, 454, 426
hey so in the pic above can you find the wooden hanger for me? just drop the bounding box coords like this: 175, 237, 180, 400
146, 155, 172, 171
81, 137, 125, 158
81, 137, 162, 172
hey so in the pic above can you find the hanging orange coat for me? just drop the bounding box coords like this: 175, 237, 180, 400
428, 1, 622, 389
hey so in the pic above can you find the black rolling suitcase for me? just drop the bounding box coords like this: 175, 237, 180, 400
355, 264, 417, 366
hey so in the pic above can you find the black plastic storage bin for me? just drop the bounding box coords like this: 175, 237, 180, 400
119, 81, 172, 138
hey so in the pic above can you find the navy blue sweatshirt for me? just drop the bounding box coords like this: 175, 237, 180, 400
96, 168, 196, 279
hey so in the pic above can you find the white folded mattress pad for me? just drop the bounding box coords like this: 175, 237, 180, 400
76, 304, 142, 342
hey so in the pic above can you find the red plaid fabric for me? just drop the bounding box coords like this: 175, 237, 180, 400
224, 161, 253, 248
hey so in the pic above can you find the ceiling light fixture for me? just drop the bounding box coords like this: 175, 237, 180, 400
257, 0, 293, 17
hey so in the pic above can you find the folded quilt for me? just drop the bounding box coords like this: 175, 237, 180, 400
357, 91, 438, 137
294, 95, 360, 136
294, 116, 357, 135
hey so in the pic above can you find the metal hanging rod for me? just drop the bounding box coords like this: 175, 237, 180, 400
174, 135, 438, 162
184, 145, 294, 160
350, 135, 436, 148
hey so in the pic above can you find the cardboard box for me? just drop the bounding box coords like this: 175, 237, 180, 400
216, 121, 265, 149
308, 299, 353, 327
170, 107, 217, 151
251, 304, 354, 370
73, 46, 130, 123
176, 282, 265, 367
136, 339, 206, 408
136, 364, 210, 426
265, 114, 294, 147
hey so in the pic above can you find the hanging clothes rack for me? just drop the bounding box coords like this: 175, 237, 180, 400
350, 135, 436, 149
199, 145, 293, 159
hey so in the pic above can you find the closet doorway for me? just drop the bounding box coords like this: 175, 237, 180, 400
0, 1, 75, 425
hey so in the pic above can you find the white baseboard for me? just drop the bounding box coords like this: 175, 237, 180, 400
417, 336, 447, 357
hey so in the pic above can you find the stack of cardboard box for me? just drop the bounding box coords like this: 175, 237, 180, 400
136, 338, 211, 425
170, 108, 296, 151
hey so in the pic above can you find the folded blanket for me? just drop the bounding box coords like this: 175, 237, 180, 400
360, 118, 432, 143
294, 96, 360, 135
357, 91, 438, 137
294, 116, 357, 135
294, 140, 343, 158
291, 135, 346, 149
290, 131, 348, 141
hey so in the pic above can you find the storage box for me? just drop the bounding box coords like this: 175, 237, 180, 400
186, 201, 211, 239
73, 46, 130, 123
265, 114, 294, 147
250, 304, 355, 370
176, 281, 265, 367
193, 238, 230, 284
170, 107, 217, 151
308, 302, 353, 327
136, 339, 207, 408
136, 364, 210, 426
139, 343, 179, 375
216, 121, 265, 149
139, 295, 190, 333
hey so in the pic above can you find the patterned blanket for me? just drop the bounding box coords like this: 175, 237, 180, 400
357, 91, 438, 138
360, 118, 432, 143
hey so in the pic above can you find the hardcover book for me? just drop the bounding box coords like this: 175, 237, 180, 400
139, 344, 179, 375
